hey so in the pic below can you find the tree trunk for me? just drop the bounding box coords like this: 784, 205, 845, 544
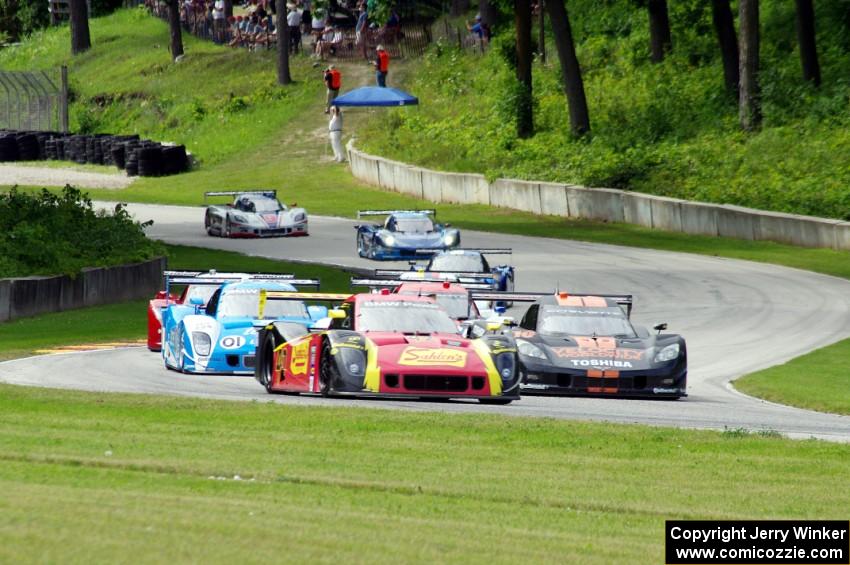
515, 0, 534, 138
479, 0, 499, 28
712, 0, 739, 94
69, 0, 91, 55
739, 0, 761, 131
648, 0, 671, 63
450, 0, 470, 18
224, 0, 233, 18
276, 0, 292, 85
538, 1, 546, 63
795, 0, 820, 86
546, 0, 589, 136
167, 0, 184, 61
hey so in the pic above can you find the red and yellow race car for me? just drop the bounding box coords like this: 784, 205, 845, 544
254, 291, 520, 403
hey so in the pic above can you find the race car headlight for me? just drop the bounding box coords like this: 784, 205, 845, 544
293, 213, 306, 223
192, 332, 211, 356
232, 214, 249, 224
494, 352, 516, 382
654, 343, 680, 363
516, 339, 546, 360
442, 233, 456, 246
381, 234, 396, 247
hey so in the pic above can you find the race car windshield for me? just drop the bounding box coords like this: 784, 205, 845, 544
218, 292, 308, 319
395, 218, 433, 233
184, 285, 219, 304
399, 292, 470, 319
429, 254, 484, 272
357, 301, 459, 333
251, 198, 283, 212
538, 306, 636, 338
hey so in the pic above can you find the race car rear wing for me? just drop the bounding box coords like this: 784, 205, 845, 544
374, 269, 496, 281
203, 190, 277, 203
356, 209, 436, 218
350, 277, 493, 291
258, 291, 353, 319
469, 291, 634, 317
164, 272, 320, 305
414, 248, 512, 255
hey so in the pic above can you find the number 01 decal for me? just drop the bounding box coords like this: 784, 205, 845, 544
220, 335, 246, 349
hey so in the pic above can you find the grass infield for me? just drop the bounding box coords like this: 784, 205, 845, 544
0, 384, 848, 563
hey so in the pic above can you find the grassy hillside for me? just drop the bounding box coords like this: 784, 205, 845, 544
359, 1, 850, 220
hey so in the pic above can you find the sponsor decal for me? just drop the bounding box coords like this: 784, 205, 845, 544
276, 349, 287, 374
220, 335, 246, 350
362, 301, 439, 309
262, 213, 279, 226
522, 383, 549, 390
512, 329, 537, 338
570, 359, 634, 368
551, 346, 643, 360
653, 387, 680, 394
289, 340, 311, 375
398, 347, 467, 367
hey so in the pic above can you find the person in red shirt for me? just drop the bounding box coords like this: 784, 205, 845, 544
374, 44, 389, 87
323, 64, 342, 113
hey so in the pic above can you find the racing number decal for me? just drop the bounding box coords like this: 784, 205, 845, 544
289, 340, 311, 375
220, 336, 246, 350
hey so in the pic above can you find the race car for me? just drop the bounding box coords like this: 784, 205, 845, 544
254, 291, 521, 403
204, 190, 308, 238
161, 278, 324, 374
471, 291, 688, 398
354, 210, 460, 260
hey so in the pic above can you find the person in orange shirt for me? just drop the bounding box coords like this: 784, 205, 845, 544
323, 64, 342, 113
374, 44, 389, 87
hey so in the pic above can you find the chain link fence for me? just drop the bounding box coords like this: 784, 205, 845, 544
0, 67, 69, 132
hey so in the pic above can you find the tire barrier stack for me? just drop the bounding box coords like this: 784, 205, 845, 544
0, 129, 190, 177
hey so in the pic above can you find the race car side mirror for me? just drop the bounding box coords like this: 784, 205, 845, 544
328, 309, 346, 319
189, 297, 204, 306
444, 222, 451, 227
653, 322, 668, 334
353, 224, 361, 229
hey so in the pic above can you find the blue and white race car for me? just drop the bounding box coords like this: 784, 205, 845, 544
355, 210, 460, 261
161, 279, 325, 375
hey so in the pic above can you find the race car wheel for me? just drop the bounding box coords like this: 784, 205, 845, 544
318, 340, 337, 397
357, 234, 368, 258
258, 331, 279, 393
504, 274, 515, 308
478, 398, 513, 405
204, 212, 213, 236
175, 328, 186, 373
224, 218, 232, 238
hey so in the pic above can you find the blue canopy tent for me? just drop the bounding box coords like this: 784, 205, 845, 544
331, 86, 419, 107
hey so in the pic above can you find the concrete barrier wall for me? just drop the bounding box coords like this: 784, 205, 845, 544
347, 143, 850, 251
0, 256, 165, 323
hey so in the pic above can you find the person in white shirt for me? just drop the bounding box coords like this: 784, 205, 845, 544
212, 0, 226, 43
286, 7, 302, 51
328, 106, 345, 162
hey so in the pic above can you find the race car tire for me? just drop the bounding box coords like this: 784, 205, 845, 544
356, 233, 368, 258
224, 217, 232, 238
478, 398, 513, 405
504, 274, 515, 308
318, 340, 337, 397
175, 327, 186, 372
257, 331, 280, 393
204, 212, 215, 236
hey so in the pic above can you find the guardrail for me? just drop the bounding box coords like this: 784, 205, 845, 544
346, 140, 850, 251
0, 256, 165, 323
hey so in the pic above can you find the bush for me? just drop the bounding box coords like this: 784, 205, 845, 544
0, 186, 164, 277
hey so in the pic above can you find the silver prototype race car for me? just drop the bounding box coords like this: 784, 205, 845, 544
204, 190, 308, 238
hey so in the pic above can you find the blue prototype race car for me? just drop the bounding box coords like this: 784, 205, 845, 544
162, 278, 325, 375
355, 210, 460, 260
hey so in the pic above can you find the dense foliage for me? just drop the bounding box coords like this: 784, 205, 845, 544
0, 186, 163, 277
360, 0, 850, 219
0, 0, 121, 43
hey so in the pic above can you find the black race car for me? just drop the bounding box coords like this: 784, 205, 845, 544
472, 291, 687, 398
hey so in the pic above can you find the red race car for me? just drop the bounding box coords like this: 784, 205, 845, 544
254, 291, 520, 403
147, 271, 312, 351
349, 277, 487, 321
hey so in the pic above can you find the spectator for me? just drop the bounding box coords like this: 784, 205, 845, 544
286, 5, 302, 52
324, 64, 341, 113
212, 0, 225, 43
374, 44, 389, 87
328, 106, 345, 162
301, 0, 312, 35
355, 7, 368, 48
466, 14, 491, 44
315, 25, 343, 60
311, 10, 326, 48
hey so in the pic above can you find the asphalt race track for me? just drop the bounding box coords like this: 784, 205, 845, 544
3, 202, 850, 441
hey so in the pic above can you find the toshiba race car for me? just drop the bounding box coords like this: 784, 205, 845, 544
204, 190, 308, 238
355, 210, 460, 260
472, 291, 687, 398
254, 291, 520, 403
161, 278, 324, 374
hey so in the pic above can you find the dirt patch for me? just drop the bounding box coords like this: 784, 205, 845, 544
0, 164, 135, 189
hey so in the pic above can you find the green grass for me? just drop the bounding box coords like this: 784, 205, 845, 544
0, 384, 848, 563
734, 339, 850, 415
0, 243, 350, 360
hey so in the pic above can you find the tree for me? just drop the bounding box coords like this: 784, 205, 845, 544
647, 0, 671, 62
711, 0, 738, 94
514, 0, 534, 138
479, 0, 500, 27
795, 0, 820, 86
166, 0, 184, 61
538, 1, 546, 63
450, 0, 470, 18
276, 0, 291, 85
69, 0, 91, 54
546, 0, 589, 136
739, 0, 760, 131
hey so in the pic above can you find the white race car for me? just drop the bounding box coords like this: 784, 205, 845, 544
204, 190, 308, 238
